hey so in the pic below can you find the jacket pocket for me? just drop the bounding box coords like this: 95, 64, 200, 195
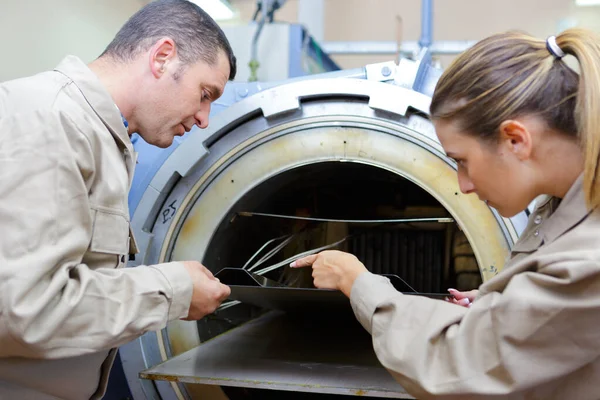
89, 208, 129, 255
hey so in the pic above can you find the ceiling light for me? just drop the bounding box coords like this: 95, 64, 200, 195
190, 0, 235, 20
575, 0, 600, 6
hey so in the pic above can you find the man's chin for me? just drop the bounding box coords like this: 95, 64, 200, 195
141, 134, 174, 149
155, 139, 173, 149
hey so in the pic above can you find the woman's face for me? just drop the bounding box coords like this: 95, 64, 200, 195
434, 118, 536, 218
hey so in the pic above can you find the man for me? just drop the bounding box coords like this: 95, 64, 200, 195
0, 1, 236, 399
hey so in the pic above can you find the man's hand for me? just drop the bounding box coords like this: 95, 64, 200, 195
181, 261, 231, 320
291, 250, 368, 297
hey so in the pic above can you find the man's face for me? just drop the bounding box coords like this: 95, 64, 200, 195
135, 50, 230, 148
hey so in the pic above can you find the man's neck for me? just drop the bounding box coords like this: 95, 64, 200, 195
88, 57, 136, 135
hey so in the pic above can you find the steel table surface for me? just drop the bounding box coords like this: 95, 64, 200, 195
140, 310, 414, 398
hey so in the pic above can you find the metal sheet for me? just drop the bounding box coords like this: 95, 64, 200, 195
140, 311, 415, 398
215, 268, 448, 314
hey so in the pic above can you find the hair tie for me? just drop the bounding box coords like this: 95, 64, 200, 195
546, 36, 565, 59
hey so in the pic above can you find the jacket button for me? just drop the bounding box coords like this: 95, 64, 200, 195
534, 215, 542, 224
534, 229, 539, 237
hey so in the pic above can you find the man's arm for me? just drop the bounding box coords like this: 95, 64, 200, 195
0, 110, 193, 359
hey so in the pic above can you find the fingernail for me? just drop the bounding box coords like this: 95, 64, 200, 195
460, 298, 470, 305
289, 261, 297, 268
448, 288, 458, 293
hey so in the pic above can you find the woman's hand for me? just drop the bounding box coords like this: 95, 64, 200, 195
290, 250, 368, 297
446, 288, 478, 308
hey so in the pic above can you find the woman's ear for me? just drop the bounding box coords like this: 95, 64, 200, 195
498, 119, 533, 161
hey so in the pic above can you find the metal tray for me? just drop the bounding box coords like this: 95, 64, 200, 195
215, 267, 448, 314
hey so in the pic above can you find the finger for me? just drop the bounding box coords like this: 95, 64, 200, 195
458, 298, 470, 306
464, 290, 479, 301
221, 284, 231, 298
290, 254, 318, 268
447, 288, 466, 300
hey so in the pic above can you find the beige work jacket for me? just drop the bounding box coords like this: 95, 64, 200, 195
0, 56, 193, 399
351, 175, 600, 399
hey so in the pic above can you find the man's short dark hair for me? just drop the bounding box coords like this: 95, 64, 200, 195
100, 0, 236, 80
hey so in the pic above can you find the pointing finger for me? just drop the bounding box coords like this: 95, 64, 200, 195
290, 254, 319, 268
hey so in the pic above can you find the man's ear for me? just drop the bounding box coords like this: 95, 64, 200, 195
498, 119, 533, 161
149, 37, 177, 79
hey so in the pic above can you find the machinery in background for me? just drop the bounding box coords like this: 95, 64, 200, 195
222, 0, 340, 82
222, 22, 340, 82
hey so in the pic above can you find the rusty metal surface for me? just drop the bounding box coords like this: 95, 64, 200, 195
140, 311, 415, 399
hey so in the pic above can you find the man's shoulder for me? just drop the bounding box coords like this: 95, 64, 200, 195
0, 70, 75, 117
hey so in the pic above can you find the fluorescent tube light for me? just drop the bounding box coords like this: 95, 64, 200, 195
190, 0, 235, 20
576, 0, 600, 6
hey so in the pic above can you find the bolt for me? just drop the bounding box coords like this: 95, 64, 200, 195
381, 66, 392, 77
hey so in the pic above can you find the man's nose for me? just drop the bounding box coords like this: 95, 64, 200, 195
195, 105, 211, 129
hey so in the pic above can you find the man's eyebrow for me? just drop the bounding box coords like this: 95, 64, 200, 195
206, 84, 223, 99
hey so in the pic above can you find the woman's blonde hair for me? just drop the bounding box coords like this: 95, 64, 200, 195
430, 28, 600, 210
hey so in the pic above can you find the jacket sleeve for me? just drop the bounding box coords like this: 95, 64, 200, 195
0, 109, 193, 359
350, 252, 600, 399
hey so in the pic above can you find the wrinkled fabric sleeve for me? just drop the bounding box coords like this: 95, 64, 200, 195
0, 110, 193, 359
350, 256, 600, 399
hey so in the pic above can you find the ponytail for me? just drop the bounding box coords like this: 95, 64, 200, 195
558, 29, 600, 209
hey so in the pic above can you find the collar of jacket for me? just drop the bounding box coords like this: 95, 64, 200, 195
541, 173, 591, 244
511, 174, 589, 253
53, 55, 132, 151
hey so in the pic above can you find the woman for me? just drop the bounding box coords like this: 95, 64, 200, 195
291, 28, 600, 399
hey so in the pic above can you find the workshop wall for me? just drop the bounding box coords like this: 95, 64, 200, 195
0, 0, 143, 81
3, 0, 600, 80
230, 0, 600, 69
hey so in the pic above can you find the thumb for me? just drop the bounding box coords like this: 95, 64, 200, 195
220, 283, 231, 298
290, 254, 319, 268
